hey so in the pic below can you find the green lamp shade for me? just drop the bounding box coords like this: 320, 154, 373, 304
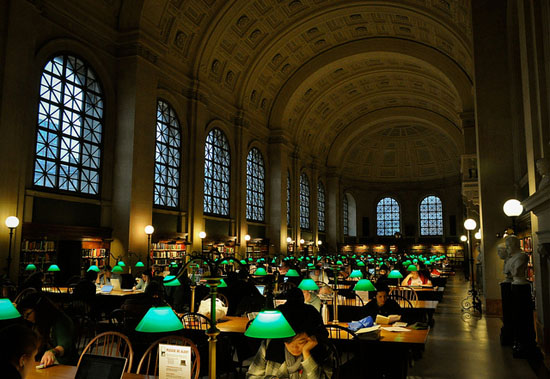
413, 259, 418, 263
388, 270, 403, 279
117, 261, 126, 267
248, 258, 253, 262
285, 269, 300, 277
254, 268, 268, 276
170, 262, 178, 267
0, 299, 21, 320
349, 270, 363, 279
407, 265, 418, 272
298, 278, 319, 291
307, 263, 314, 268
219, 279, 227, 288
87, 265, 100, 272
336, 260, 343, 265
221, 259, 229, 264
135, 261, 145, 268
240, 260, 247, 265
353, 279, 377, 292
356, 261, 365, 267
47, 264, 60, 272
244, 310, 295, 339
25, 264, 37, 271
135, 306, 183, 333
403, 260, 411, 266
112, 265, 123, 273
163, 275, 181, 286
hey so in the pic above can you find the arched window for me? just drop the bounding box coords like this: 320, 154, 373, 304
420, 195, 443, 236
318, 181, 326, 232
343, 195, 349, 236
246, 148, 265, 222
299, 173, 310, 229
154, 100, 181, 208
33, 54, 104, 195
204, 128, 230, 216
287, 171, 291, 226
376, 197, 401, 236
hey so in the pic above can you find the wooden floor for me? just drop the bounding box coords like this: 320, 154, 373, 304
408, 273, 546, 379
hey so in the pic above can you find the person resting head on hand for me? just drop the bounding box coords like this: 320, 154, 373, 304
0, 324, 39, 379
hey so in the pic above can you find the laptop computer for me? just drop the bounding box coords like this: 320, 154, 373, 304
110, 278, 121, 291
255, 285, 265, 295
75, 354, 127, 379
100, 285, 113, 293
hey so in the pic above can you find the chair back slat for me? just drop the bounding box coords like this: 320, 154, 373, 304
78, 331, 134, 373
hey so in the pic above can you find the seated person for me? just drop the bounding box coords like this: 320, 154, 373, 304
248, 288, 332, 378
0, 324, 39, 379
73, 270, 98, 302
362, 286, 402, 319
17, 292, 77, 367
96, 265, 112, 286
133, 271, 151, 291
401, 268, 432, 286
121, 280, 166, 324
302, 289, 321, 312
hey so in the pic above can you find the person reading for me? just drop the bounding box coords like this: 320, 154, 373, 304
362, 286, 402, 319
401, 268, 432, 286
0, 324, 39, 379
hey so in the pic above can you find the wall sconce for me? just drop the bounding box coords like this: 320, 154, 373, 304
299, 238, 305, 245
286, 237, 292, 243
503, 199, 523, 234
244, 234, 251, 242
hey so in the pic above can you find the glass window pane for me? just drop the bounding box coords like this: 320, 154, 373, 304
376, 197, 401, 236
204, 128, 230, 216
343, 195, 349, 236
300, 173, 310, 230
318, 181, 325, 232
246, 148, 265, 222
33, 54, 103, 195
287, 171, 291, 226
419, 196, 443, 235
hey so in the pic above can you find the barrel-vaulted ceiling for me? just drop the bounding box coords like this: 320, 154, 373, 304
127, 0, 473, 182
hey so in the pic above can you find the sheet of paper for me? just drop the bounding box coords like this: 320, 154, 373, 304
393, 322, 408, 327
159, 344, 191, 379
356, 325, 380, 334
381, 326, 411, 332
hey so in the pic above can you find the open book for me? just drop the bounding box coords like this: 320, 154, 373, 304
375, 314, 401, 325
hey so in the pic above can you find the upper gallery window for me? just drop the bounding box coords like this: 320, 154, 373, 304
204, 128, 230, 216
318, 181, 326, 232
154, 100, 181, 208
33, 54, 104, 195
246, 148, 265, 222
420, 195, 443, 236
376, 197, 401, 236
299, 173, 310, 230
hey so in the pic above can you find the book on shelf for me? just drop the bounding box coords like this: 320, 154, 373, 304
22, 240, 55, 252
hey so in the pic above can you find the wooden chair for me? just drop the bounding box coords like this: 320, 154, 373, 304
389, 294, 414, 309
325, 324, 358, 340
389, 286, 418, 302
14, 287, 38, 304
136, 335, 200, 379
181, 312, 211, 330
78, 331, 134, 373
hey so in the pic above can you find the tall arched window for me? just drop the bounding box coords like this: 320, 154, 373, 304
420, 195, 443, 236
246, 148, 265, 222
300, 173, 310, 229
343, 194, 349, 236
318, 181, 326, 232
154, 100, 181, 208
204, 128, 230, 216
33, 54, 104, 195
376, 197, 401, 236
287, 171, 291, 226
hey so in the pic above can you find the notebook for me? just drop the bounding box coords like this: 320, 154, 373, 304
111, 278, 121, 291
75, 354, 127, 379
100, 285, 113, 293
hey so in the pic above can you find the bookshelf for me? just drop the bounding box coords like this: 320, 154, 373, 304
151, 240, 187, 267
246, 238, 269, 260
19, 239, 57, 281
81, 239, 110, 272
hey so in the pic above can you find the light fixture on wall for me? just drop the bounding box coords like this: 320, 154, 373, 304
503, 199, 523, 234
144, 225, 154, 269
244, 234, 251, 241
299, 238, 305, 245
5, 216, 19, 276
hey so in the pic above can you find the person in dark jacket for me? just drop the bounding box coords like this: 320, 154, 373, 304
0, 324, 39, 379
362, 286, 402, 319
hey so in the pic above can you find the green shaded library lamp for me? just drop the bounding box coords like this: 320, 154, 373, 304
244, 309, 295, 339
0, 299, 21, 320
253, 267, 267, 276
135, 306, 183, 332
240, 259, 247, 265
285, 269, 300, 277
298, 278, 319, 291
206, 278, 227, 288
353, 279, 376, 292
407, 265, 417, 272
349, 269, 363, 279
388, 269, 403, 287
87, 265, 100, 273
112, 265, 123, 273
356, 261, 365, 267
47, 264, 60, 272
25, 264, 37, 271
163, 275, 181, 286
117, 260, 126, 267
135, 261, 145, 268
